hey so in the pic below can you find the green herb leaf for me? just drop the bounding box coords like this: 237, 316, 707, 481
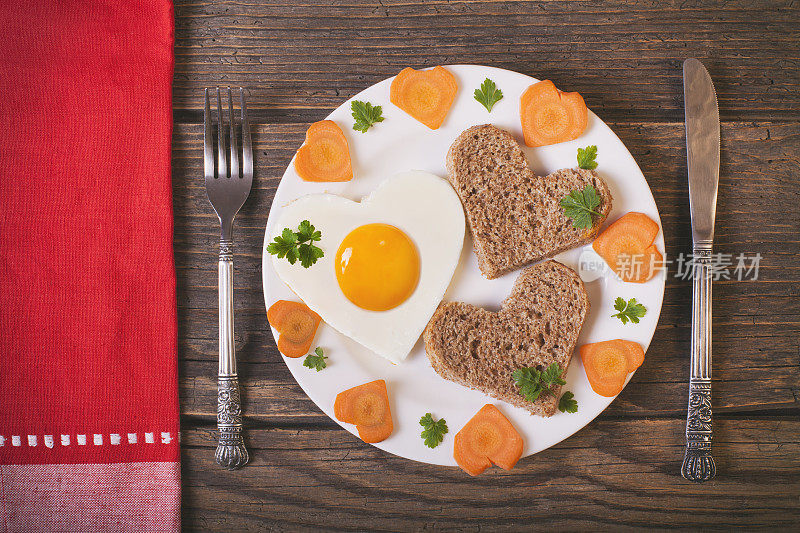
297, 219, 322, 242
559, 185, 601, 229
541, 362, 567, 388
351, 100, 384, 133
419, 413, 448, 449
267, 220, 324, 268
474, 78, 504, 112
612, 297, 647, 324
298, 242, 324, 268
266, 228, 298, 263
513, 363, 566, 403
512, 367, 544, 402
577, 145, 598, 170
303, 347, 327, 371
558, 391, 578, 413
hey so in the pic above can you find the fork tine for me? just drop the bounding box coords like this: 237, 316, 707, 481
203, 89, 214, 180
240, 88, 253, 182
227, 87, 239, 180
216, 87, 228, 179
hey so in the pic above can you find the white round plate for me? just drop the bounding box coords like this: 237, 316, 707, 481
263, 65, 665, 467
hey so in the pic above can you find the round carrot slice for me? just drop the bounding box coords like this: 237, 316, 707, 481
267, 300, 322, 358
453, 404, 524, 476
520, 80, 588, 147
390, 66, 458, 130
294, 120, 352, 182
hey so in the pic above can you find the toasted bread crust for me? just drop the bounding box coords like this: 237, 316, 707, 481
424, 261, 589, 417
446, 124, 613, 279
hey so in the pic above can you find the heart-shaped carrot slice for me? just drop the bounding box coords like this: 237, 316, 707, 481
453, 404, 524, 476
334, 379, 393, 443
267, 300, 322, 358
390, 66, 458, 129
520, 80, 588, 147
593, 212, 662, 283
579, 339, 645, 397
294, 120, 352, 182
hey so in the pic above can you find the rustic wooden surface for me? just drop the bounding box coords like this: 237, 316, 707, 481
173, 1, 800, 530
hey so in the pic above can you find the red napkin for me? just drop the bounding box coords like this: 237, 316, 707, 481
0, 1, 180, 530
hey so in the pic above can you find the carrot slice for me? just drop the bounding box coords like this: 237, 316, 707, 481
579, 339, 645, 397
593, 212, 663, 283
293, 120, 352, 182
267, 300, 322, 358
334, 380, 393, 443
620, 340, 646, 371
390, 66, 458, 129
520, 80, 588, 147
453, 404, 524, 476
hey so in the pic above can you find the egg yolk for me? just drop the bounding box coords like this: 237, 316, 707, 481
335, 223, 420, 311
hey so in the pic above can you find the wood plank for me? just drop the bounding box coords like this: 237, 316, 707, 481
172, 0, 800, 123
179, 419, 800, 531
173, 121, 800, 417
170, 1, 800, 527
179, 350, 799, 421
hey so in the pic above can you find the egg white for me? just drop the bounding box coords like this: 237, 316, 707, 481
270, 171, 465, 364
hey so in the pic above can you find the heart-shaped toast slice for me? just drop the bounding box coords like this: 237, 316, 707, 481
446, 124, 613, 279
424, 260, 589, 416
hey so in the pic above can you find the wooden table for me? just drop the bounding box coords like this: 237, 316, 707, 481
173, 1, 800, 529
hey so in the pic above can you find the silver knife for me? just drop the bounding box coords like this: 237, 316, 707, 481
681, 58, 719, 482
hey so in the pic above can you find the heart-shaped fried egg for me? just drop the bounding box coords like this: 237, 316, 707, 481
269, 171, 465, 364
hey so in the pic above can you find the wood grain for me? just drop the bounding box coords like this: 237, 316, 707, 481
173, 0, 800, 123
172, 0, 800, 529
180, 419, 800, 531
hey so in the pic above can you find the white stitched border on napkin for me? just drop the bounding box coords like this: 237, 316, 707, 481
0, 432, 180, 448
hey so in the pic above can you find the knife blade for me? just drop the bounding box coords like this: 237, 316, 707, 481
680, 58, 719, 483
684, 58, 720, 245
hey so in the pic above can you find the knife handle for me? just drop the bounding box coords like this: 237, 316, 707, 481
215, 240, 249, 470
681, 246, 716, 482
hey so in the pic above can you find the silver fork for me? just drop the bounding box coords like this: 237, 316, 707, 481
204, 87, 252, 470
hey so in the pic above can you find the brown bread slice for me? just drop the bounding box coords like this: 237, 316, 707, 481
446, 124, 613, 279
423, 260, 588, 417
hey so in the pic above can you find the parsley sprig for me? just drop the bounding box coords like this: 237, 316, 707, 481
267, 220, 324, 268
512, 363, 566, 403
474, 78, 503, 112
577, 145, 598, 170
612, 297, 647, 324
560, 185, 601, 229
351, 100, 384, 132
303, 347, 327, 371
419, 413, 448, 449
558, 391, 578, 413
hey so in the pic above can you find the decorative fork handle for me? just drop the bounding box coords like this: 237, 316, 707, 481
215, 240, 249, 470
681, 245, 716, 482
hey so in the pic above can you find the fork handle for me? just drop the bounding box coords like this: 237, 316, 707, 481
681, 246, 715, 482
215, 240, 249, 470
